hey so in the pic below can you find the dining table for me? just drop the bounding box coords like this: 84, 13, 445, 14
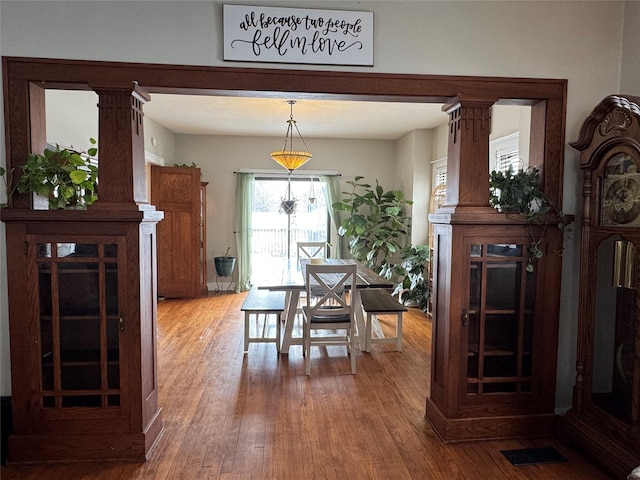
254, 258, 394, 354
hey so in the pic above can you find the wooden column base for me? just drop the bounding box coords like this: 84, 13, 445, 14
7, 409, 163, 464
425, 397, 556, 442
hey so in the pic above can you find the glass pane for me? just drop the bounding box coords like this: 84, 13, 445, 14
60, 317, 101, 393
73, 243, 98, 257
486, 262, 520, 310
487, 244, 522, 257
252, 178, 329, 281
485, 314, 518, 355
107, 316, 120, 390
466, 240, 536, 397
59, 263, 100, 315
35, 237, 121, 409
105, 243, 117, 258
469, 261, 482, 310
61, 365, 101, 390
592, 235, 636, 424
106, 263, 118, 315
56, 243, 76, 257
467, 352, 479, 379
62, 396, 101, 407
39, 261, 53, 390
484, 355, 517, 378
37, 242, 51, 258
524, 269, 537, 308
484, 382, 517, 393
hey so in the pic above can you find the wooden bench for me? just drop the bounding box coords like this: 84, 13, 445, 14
241, 287, 286, 352
360, 288, 407, 352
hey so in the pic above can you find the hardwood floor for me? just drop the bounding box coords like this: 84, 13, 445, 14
1, 292, 612, 479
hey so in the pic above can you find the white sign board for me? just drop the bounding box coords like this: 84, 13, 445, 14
223, 4, 374, 66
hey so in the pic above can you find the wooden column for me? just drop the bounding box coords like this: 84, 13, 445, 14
92, 83, 150, 209
441, 96, 496, 216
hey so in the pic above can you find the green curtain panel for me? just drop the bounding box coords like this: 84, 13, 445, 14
321, 175, 344, 259
235, 172, 254, 292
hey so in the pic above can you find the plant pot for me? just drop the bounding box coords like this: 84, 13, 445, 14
214, 256, 236, 277
281, 200, 296, 215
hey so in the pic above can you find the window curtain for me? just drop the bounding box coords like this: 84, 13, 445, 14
235, 172, 254, 292
320, 175, 345, 259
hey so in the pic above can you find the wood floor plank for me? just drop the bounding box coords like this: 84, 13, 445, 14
0, 291, 613, 479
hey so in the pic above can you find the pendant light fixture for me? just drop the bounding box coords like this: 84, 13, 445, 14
271, 100, 312, 172
272, 100, 312, 216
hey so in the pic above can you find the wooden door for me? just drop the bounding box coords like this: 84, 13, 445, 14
151, 166, 202, 298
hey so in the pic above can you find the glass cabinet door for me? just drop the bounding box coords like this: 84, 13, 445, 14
466, 242, 536, 396
35, 238, 123, 410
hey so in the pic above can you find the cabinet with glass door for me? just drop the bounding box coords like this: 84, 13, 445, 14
427, 224, 562, 442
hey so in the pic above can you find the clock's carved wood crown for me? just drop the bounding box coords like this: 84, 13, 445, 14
571, 95, 640, 170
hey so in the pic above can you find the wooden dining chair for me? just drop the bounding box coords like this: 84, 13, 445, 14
302, 263, 358, 375
296, 241, 327, 261
295, 241, 328, 317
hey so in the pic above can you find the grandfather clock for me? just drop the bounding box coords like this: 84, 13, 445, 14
558, 95, 640, 478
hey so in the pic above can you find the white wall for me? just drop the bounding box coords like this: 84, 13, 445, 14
621, 1, 640, 95
175, 134, 395, 286
0, 0, 637, 410
45, 91, 99, 151
45, 90, 176, 166
396, 129, 432, 246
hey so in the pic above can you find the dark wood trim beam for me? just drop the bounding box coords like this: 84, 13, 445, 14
3, 56, 567, 102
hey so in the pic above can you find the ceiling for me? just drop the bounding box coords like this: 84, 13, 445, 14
143, 94, 450, 140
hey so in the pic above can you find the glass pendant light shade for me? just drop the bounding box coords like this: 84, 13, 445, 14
271, 100, 312, 171
270, 151, 312, 171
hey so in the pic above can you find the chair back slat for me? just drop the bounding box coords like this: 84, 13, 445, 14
306, 264, 356, 321
297, 241, 328, 260
303, 263, 358, 375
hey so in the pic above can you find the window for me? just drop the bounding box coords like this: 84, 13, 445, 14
431, 157, 447, 188
252, 177, 329, 262
491, 133, 522, 173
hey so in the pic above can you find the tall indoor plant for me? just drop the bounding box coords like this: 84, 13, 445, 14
392, 244, 430, 312
332, 176, 413, 278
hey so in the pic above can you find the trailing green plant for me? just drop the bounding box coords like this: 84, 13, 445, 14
332, 176, 413, 277
2, 139, 98, 209
173, 162, 197, 168
391, 244, 430, 312
489, 165, 571, 271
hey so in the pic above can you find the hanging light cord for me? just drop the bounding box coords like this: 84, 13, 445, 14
280, 100, 311, 154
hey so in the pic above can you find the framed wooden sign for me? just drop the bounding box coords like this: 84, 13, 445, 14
223, 4, 374, 66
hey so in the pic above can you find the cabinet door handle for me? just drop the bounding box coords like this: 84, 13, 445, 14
119, 314, 125, 332
462, 309, 468, 327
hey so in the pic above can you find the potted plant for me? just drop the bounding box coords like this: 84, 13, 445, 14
332, 176, 413, 278
392, 244, 430, 312
1, 139, 98, 209
489, 165, 571, 271
214, 247, 236, 277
